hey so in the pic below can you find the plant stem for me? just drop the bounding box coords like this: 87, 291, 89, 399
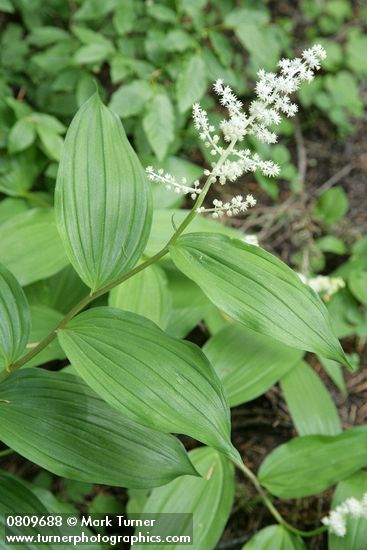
0, 139, 237, 383
235, 461, 327, 539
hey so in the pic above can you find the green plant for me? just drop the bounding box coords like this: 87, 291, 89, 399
1, 41, 366, 550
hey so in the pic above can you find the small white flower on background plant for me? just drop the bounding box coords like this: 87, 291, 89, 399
298, 274, 345, 300
146, 44, 327, 218
243, 234, 259, 246
322, 493, 367, 537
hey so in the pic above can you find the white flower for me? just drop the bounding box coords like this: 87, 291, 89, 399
146, 166, 202, 198
243, 234, 259, 246
299, 274, 345, 300
322, 492, 367, 537
322, 511, 347, 537
198, 194, 256, 218
146, 44, 326, 217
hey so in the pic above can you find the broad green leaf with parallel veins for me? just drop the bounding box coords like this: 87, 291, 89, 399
280, 361, 342, 436
134, 447, 235, 550
57, 307, 239, 462
243, 525, 306, 549
258, 427, 367, 498
0, 369, 196, 488
109, 262, 171, 329
165, 267, 210, 339
203, 324, 303, 407
0, 263, 30, 367
55, 93, 152, 291
169, 233, 350, 368
146, 210, 241, 257
0, 471, 61, 549
0, 208, 68, 286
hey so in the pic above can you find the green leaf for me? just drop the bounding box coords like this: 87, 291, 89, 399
0, 208, 68, 286
30, 113, 66, 134
316, 236, 347, 255
73, 43, 113, 65
313, 187, 349, 225
46, 265, 89, 314
147, 3, 177, 22
109, 262, 170, 329
146, 210, 241, 257
55, 93, 152, 291
28, 26, 70, 47
143, 93, 175, 161
165, 267, 210, 339
280, 361, 342, 435
203, 324, 303, 407
109, 80, 152, 118
325, 72, 364, 117
58, 307, 238, 462
0, 262, 30, 367
348, 271, 367, 305
329, 471, 367, 550
8, 118, 36, 153
319, 356, 346, 395
0, 197, 28, 224
346, 30, 367, 77
176, 55, 207, 112
0, 472, 60, 549
36, 124, 64, 161
243, 525, 306, 549
113, 0, 135, 34
0, 149, 43, 197
0, 0, 14, 13
258, 427, 367, 498
163, 29, 194, 52
0, 369, 196, 488
134, 447, 235, 550
170, 233, 349, 367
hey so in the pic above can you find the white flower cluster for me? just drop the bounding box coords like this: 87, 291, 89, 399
197, 194, 256, 218
322, 493, 367, 537
146, 44, 326, 218
146, 166, 202, 200
243, 234, 259, 246
299, 274, 345, 300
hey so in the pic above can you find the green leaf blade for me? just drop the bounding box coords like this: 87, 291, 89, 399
203, 324, 303, 406
0, 472, 61, 549
176, 55, 207, 113
170, 233, 349, 368
57, 307, 237, 461
55, 93, 152, 291
0, 208, 69, 285
143, 93, 175, 161
109, 262, 171, 329
0, 369, 196, 488
134, 447, 235, 550
258, 427, 367, 498
0, 262, 31, 367
243, 525, 306, 549
280, 361, 342, 436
